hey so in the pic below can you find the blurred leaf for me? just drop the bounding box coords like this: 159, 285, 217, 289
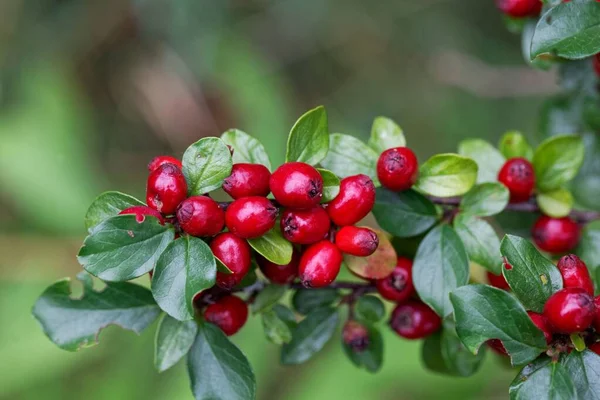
320, 133, 379, 183
539, 95, 583, 138
221, 129, 272, 170
576, 228, 600, 290
422, 331, 454, 375
458, 139, 505, 184
460, 182, 509, 217
252, 284, 286, 314
273, 304, 298, 330
152, 237, 216, 321
342, 325, 383, 373
261, 309, 293, 345
583, 96, 600, 132
563, 349, 600, 399
78, 215, 174, 281
498, 131, 533, 160
344, 230, 396, 280
533, 135, 584, 192
182, 137, 233, 195
440, 323, 486, 378
84, 191, 145, 232
510, 357, 576, 400
415, 154, 478, 197
571, 133, 600, 211
248, 226, 293, 265
368, 116, 405, 153
537, 188, 573, 218
317, 168, 340, 203
286, 106, 329, 166
354, 295, 385, 324
154, 314, 197, 372
454, 213, 502, 275
292, 288, 339, 315
32, 273, 160, 352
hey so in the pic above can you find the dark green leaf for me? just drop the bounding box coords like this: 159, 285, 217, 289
292, 288, 339, 315
576, 228, 600, 288
460, 182, 509, 217
188, 323, 256, 400
500, 235, 563, 313
537, 188, 573, 218
261, 309, 293, 345
454, 214, 502, 275
372, 188, 439, 238
152, 237, 216, 321
32, 273, 160, 351
441, 323, 486, 378
273, 304, 298, 330
539, 95, 583, 138
533, 135, 585, 192
415, 154, 478, 197
522, 20, 554, 71
320, 133, 379, 183
182, 137, 233, 195
247, 226, 293, 265
78, 215, 174, 281
422, 331, 454, 375
286, 106, 329, 166
563, 349, 600, 399
154, 314, 198, 372
221, 129, 271, 170
84, 191, 145, 232
572, 133, 600, 211
317, 168, 340, 203
498, 131, 534, 160
368, 116, 405, 153
342, 325, 383, 373
251, 284, 286, 314
354, 295, 385, 324
458, 139, 505, 184
450, 285, 547, 366
510, 357, 576, 400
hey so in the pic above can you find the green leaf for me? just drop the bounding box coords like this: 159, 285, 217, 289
533, 135, 585, 192
354, 295, 385, 324
500, 235, 563, 313
440, 323, 486, 378
415, 154, 478, 197
182, 137, 233, 196
78, 215, 174, 281
450, 285, 548, 366
247, 226, 293, 265
454, 214, 502, 275
281, 307, 339, 365
563, 349, 600, 400
84, 191, 145, 232
154, 314, 198, 372
344, 229, 397, 280
342, 325, 383, 373
458, 139, 505, 184
460, 183, 509, 217
422, 331, 454, 375
273, 304, 298, 330
539, 95, 582, 138
537, 188, 574, 218
522, 20, 554, 71
498, 131, 533, 160
576, 228, 600, 289
32, 273, 161, 351
286, 106, 329, 166
261, 309, 293, 345
413, 225, 470, 317
188, 323, 256, 400
221, 129, 272, 170
531, 2, 600, 61
372, 188, 439, 238
368, 116, 406, 153
317, 168, 340, 203
152, 237, 216, 321
292, 288, 339, 315
320, 133, 379, 183
510, 357, 576, 400
251, 284, 286, 314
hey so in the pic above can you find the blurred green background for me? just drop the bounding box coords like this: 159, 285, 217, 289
0, 1, 560, 399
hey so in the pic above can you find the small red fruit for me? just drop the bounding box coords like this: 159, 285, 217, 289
376, 257, 415, 302
377, 147, 419, 192
146, 163, 188, 215
487, 339, 508, 356
497, 158, 535, 203
225, 197, 278, 239
256, 250, 300, 284
495, 0, 542, 18
176, 196, 225, 237
281, 206, 330, 245
211, 233, 252, 289
543, 288, 596, 334
389, 300, 441, 340
593, 296, 600, 332
532, 216, 581, 254
270, 162, 323, 209
594, 54, 600, 77
335, 226, 379, 257
557, 254, 594, 296
590, 342, 600, 356
327, 174, 376, 226
148, 156, 182, 172
119, 205, 165, 225
298, 240, 343, 288
222, 163, 271, 199
203, 295, 248, 336
342, 320, 370, 353
487, 272, 510, 291
527, 311, 552, 344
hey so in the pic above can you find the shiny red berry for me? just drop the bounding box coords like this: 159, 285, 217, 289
532, 216, 581, 254
377, 147, 419, 192
593, 296, 600, 332
147, 156, 182, 172
495, 0, 542, 18
211, 233, 251, 289
342, 320, 370, 353
327, 174, 376, 226
527, 311, 552, 344
543, 288, 595, 334
497, 158, 535, 203
298, 240, 342, 288
376, 257, 415, 302
389, 300, 441, 340
203, 295, 248, 336
176, 196, 225, 237
225, 197, 277, 239
222, 163, 271, 199
257, 249, 300, 284
335, 226, 379, 257
119, 205, 165, 225
269, 162, 323, 209
487, 339, 508, 356
146, 163, 188, 215
487, 271, 510, 291
281, 206, 330, 245
557, 254, 594, 296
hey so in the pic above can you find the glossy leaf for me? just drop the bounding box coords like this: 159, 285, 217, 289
415, 154, 478, 197
460, 182, 509, 217
317, 168, 340, 203
458, 139, 505, 184
251, 284, 286, 314
454, 214, 502, 275
498, 131, 533, 160
292, 288, 339, 315
344, 230, 396, 280
509, 357, 576, 400
522, 20, 553, 71
563, 349, 600, 400
261, 309, 293, 345
342, 325, 383, 373
221, 129, 272, 170
368, 116, 405, 153
247, 226, 293, 265
533, 135, 584, 192
320, 133, 379, 183
84, 191, 144, 232
354, 295, 385, 324
537, 188, 573, 218
286, 106, 329, 166
182, 137, 233, 195
154, 314, 198, 372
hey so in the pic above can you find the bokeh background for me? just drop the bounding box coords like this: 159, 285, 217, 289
0, 1, 561, 399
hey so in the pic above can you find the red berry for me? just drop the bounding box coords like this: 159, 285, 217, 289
119, 206, 165, 225
487, 339, 508, 356
376, 257, 415, 302
543, 288, 595, 334
594, 54, 600, 77
222, 163, 271, 199
487, 271, 510, 291
557, 254, 594, 296
495, 0, 542, 18
327, 174, 376, 226
225, 197, 277, 239
281, 206, 330, 245
497, 158, 535, 203
148, 156, 182, 172
335, 226, 379, 257
389, 300, 441, 340
176, 196, 225, 237
146, 163, 188, 215
527, 311, 553, 344
532, 216, 581, 254
298, 240, 342, 288
257, 250, 300, 284
203, 295, 248, 336
211, 233, 251, 289
593, 296, 600, 332
377, 147, 419, 192
270, 162, 323, 209
342, 320, 370, 353
590, 342, 600, 356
